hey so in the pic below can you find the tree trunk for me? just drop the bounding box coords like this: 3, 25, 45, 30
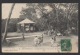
22, 24, 25, 40
2, 3, 15, 43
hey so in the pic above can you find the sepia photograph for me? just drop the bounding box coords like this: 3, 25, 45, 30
1, 3, 78, 53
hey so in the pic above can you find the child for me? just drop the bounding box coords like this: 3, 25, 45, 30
54, 35, 56, 43
34, 36, 39, 46
51, 37, 54, 47
51, 36, 56, 47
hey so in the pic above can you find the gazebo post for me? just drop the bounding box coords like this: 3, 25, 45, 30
29, 24, 31, 32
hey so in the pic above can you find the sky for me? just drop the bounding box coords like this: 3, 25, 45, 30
2, 3, 53, 19
2, 3, 26, 19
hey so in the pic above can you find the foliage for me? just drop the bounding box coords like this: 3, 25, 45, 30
2, 3, 78, 35
20, 3, 78, 34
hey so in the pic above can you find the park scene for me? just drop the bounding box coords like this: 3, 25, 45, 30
2, 3, 78, 53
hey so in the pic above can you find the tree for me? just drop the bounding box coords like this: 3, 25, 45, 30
20, 3, 78, 35
2, 3, 15, 43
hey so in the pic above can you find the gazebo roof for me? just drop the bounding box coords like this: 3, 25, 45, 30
18, 18, 35, 24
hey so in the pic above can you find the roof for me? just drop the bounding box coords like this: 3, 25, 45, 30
18, 18, 35, 24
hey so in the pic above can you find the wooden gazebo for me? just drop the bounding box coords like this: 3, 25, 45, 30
17, 18, 35, 32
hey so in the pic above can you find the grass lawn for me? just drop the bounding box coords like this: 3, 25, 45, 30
2, 32, 78, 53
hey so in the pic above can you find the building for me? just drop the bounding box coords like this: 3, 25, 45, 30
17, 18, 35, 32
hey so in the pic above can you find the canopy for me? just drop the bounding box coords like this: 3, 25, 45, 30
18, 18, 35, 24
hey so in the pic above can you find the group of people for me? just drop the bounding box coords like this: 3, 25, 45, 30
34, 32, 57, 47
34, 34, 43, 46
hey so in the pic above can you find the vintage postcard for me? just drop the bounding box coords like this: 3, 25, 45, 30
1, 3, 78, 53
